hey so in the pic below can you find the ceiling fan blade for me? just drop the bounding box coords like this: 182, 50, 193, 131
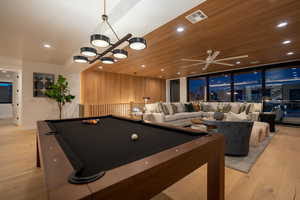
213, 61, 235, 66
215, 55, 248, 62
202, 63, 210, 70
210, 51, 220, 61
181, 62, 206, 68
181, 58, 206, 63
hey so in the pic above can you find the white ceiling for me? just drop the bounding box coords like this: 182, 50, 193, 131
0, 0, 205, 66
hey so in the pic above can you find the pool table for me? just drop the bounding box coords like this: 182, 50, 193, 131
37, 115, 224, 200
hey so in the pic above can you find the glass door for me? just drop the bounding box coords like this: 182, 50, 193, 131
265, 66, 300, 124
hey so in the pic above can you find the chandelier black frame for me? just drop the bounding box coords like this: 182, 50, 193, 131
73, 0, 147, 64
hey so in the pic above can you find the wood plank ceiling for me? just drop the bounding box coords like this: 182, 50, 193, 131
86, 0, 300, 79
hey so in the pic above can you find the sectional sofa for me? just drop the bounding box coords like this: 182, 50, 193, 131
143, 102, 262, 127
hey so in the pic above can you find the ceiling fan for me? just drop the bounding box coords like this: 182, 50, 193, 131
181, 50, 248, 71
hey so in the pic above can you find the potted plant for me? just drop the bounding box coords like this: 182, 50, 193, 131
46, 75, 75, 119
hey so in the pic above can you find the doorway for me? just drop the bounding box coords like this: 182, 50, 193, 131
0, 69, 21, 126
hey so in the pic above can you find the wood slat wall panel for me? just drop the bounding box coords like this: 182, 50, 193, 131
81, 70, 166, 105
81, 103, 145, 118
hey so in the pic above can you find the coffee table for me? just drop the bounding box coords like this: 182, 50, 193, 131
191, 119, 218, 132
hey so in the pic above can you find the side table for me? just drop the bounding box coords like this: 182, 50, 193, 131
259, 112, 276, 132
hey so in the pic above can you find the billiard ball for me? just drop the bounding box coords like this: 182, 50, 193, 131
131, 134, 139, 141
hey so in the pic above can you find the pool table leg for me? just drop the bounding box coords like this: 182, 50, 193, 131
36, 136, 41, 168
207, 138, 225, 200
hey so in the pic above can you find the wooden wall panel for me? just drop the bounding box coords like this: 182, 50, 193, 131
81, 70, 166, 104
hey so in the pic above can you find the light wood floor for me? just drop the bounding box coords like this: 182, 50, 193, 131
0, 124, 299, 200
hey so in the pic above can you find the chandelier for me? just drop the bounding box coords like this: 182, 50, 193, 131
73, 0, 147, 64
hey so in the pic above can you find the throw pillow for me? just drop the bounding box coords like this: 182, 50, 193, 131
217, 104, 224, 112
145, 103, 155, 113
230, 103, 240, 114
171, 104, 178, 113
210, 103, 218, 112
202, 104, 211, 112
184, 104, 189, 112
193, 104, 200, 112
176, 103, 185, 113
161, 104, 169, 115
157, 103, 164, 113
227, 111, 248, 121
245, 104, 252, 114
188, 103, 195, 112
222, 104, 231, 113
253, 103, 262, 112
166, 104, 174, 115
239, 103, 246, 113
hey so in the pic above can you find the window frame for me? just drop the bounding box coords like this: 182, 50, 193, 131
187, 60, 300, 103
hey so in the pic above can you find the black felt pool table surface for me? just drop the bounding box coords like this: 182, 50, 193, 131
48, 116, 206, 177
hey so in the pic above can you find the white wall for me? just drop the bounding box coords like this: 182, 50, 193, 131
166, 77, 187, 103
0, 104, 12, 118
1, 56, 66, 128
21, 61, 62, 128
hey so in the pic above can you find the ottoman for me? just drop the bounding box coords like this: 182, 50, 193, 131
250, 121, 270, 147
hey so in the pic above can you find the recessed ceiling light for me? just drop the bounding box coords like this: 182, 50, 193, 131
161, 68, 165, 72
43, 44, 51, 48
176, 27, 185, 32
236, 61, 241, 65
287, 52, 294, 55
98, 66, 103, 69
177, 72, 181, 75
282, 40, 291, 45
2, 70, 7, 73
277, 21, 288, 28
141, 65, 146, 68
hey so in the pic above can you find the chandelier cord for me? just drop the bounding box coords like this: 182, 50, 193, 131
106, 20, 120, 41
104, 0, 106, 15
102, 0, 120, 41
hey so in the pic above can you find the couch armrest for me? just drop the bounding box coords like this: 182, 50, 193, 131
143, 113, 165, 123
248, 112, 260, 121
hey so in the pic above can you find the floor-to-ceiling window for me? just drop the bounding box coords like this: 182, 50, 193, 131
209, 74, 231, 102
233, 71, 262, 102
188, 77, 206, 101
186, 61, 300, 125
265, 66, 300, 124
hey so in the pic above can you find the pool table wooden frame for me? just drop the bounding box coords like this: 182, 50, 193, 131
36, 116, 225, 200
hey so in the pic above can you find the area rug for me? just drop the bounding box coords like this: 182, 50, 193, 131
225, 133, 275, 173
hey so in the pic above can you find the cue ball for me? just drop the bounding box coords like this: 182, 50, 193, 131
131, 133, 139, 141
